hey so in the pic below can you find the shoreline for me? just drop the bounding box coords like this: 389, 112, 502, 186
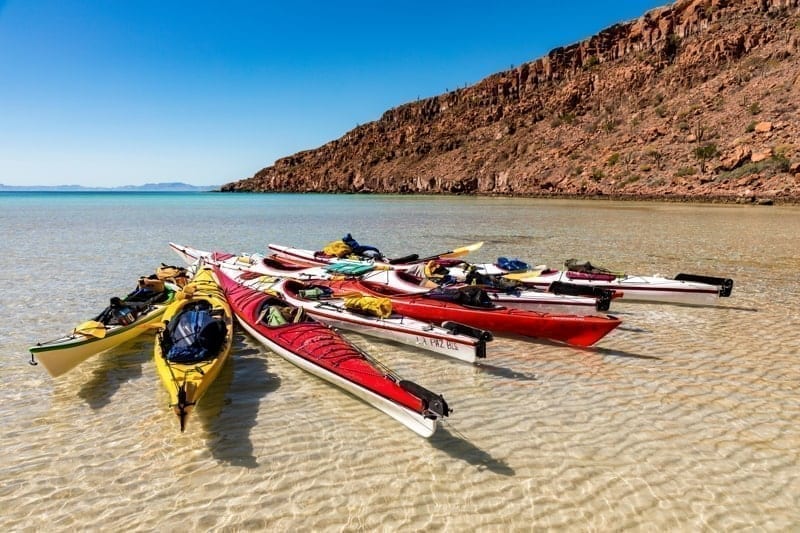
214, 188, 799, 206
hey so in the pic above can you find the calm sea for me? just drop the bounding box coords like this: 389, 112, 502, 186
2, 191, 799, 531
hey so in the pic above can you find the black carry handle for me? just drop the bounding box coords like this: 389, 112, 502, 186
442, 321, 494, 343
549, 281, 600, 297
595, 289, 613, 311
548, 281, 615, 310
399, 380, 451, 417
674, 274, 734, 297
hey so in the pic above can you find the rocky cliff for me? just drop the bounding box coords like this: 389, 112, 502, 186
222, 0, 800, 203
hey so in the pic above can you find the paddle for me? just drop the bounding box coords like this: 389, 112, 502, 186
73, 320, 107, 338
416, 241, 484, 263
502, 269, 545, 281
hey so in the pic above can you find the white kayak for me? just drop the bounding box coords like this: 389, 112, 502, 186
465, 261, 734, 306
170, 242, 332, 279
266, 241, 483, 270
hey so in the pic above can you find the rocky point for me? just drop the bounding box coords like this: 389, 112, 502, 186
222, 0, 800, 204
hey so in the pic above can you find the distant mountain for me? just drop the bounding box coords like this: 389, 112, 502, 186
0, 182, 219, 192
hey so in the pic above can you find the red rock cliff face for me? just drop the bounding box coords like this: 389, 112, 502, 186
222, 0, 800, 203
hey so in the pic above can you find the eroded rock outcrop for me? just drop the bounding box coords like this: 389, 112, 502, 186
222, 0, 800, 203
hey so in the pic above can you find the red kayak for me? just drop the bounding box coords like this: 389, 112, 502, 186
213, 266, 450, 437
315, 278, 621, 347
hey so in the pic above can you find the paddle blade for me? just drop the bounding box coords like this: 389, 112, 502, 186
74, 320, 107, 338
502, 269, 544, 281
440, 241, 483, 259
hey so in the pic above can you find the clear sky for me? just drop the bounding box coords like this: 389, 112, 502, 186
0, 0, 669, 187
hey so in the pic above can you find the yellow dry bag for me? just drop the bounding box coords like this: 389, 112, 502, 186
342, 294, 392, 318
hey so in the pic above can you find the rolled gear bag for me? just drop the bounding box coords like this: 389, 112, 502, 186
342, 294, 393, 318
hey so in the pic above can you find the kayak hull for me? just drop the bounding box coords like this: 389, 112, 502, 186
504, 271, 724, 306
170, 242, 330, 279
266, 243, 338, 267
274, 277, 489, 363
237, 318, 437, 437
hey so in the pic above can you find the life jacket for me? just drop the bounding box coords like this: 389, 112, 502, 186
157, 264, 190, 287
138, 276, 166, 293
423, 260, 449, 280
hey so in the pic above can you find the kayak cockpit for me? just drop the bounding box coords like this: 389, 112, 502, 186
256, 299, 309, 327
158, 301, 228, 363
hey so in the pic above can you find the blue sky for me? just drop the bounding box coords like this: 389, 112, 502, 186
0, 1, 669, 187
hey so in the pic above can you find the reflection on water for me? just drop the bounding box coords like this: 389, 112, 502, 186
1, 195, 799, 530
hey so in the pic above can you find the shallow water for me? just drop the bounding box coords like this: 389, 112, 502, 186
2, 192, 799, 530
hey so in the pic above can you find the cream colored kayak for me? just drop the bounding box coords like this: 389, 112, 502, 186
30, 277, 176, 378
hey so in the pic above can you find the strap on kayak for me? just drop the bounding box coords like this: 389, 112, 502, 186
29, 353, 38, 366
442, 321, 493, 342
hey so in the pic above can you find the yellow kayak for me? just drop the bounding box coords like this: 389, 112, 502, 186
154, 265, 233, 432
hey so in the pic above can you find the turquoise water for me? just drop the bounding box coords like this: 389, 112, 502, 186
2, 192, 799, 530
